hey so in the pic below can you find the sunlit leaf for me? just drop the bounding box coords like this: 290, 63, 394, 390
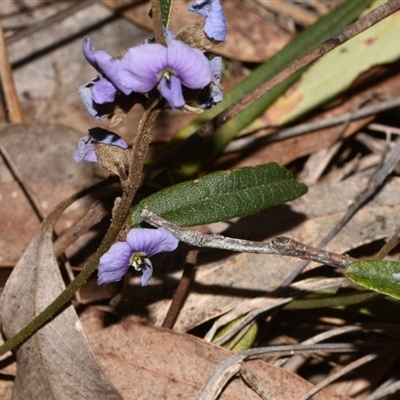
266, 0, 400, 125
346, 260, 400, 300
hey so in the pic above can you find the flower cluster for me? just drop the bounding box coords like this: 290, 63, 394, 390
98, 228, 179, 286
79, 0, 226, 118
77, 0, 227, 286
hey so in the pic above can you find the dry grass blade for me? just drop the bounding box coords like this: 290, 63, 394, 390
0, 21, 23, 122
295, 353, 381, 400
197, 342, 382, 400
205, 278, 346, 344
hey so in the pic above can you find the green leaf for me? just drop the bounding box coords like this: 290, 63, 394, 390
159, 0, 173, 27
158, 0, 372, 180
266, 0, 400, 125
213, 317, 258, 352
131, 163, 308, 227
346, 260, 400, 300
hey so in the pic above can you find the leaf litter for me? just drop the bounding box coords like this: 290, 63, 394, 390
1, 1, 400, 399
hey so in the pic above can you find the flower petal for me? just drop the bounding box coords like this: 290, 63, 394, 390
89, 128, 128, 149
140, 258, 153, 286
126, 228, 179, 257
74, 134, 97, 163
97, 242, 132, 284
83, 37, 118, 75
188, 0, 227, 42
78, 81, 107, 121
159, 75, 185, 108
74, 129, 127, 163
92, 77, 118, 104
166, 40, 212, 89
83, 37, 128, 96
119, 44, 168, 93
209, 56, 223, 104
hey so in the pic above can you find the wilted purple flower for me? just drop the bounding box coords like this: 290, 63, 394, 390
82, 37, 212, 109
74, 127, 128, 163
188, 0, 227, 42
98, 228, 179, 286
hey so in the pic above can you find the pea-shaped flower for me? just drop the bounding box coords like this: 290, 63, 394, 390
83, 37, 212, 109
98, 228, 179, 286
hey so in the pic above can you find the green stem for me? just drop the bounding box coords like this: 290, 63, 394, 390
0, 100, 160, 357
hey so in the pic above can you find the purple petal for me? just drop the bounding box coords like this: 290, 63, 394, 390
166, 40, 212, 89
159, 75, 185, 108
83, 37, 127, 95
74, 134, 97, 163
92, 77, 118, 104
163, 28, 175, 45
140, 258, 153, 286
188, 0, 227, 42
126, 228, 179, 257
188, 0, 210, 17
83, 37, 117, 75
82, 37, 99, 69
209, 56, 223, 104
119, 44, 168, 93
97, 242, 132, 284
89, 128, 128, 149
78, 81, 107, 121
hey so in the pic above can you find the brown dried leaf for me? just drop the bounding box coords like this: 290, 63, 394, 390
0, 196, 121, 399
82, 307, 350, 400
0, 123, 95, 266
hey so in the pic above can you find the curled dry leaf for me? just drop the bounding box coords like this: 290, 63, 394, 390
0, 196, 121, 399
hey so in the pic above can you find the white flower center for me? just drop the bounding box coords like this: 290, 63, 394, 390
130, 252, 147, 271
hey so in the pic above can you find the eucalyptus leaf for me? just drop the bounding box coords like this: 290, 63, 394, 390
346, 260, 400, 300
267, 0, 400, 126
131, 163, 307, 227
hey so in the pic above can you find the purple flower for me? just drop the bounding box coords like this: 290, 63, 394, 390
119, 39, 212, 108
82, 37, 212, 109
188, 0, 227, 42
98, 228, 179, 286
74, 128, 128, 163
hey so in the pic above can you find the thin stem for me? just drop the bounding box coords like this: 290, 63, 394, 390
141, 209, 354, 268
0, 100, 160, 357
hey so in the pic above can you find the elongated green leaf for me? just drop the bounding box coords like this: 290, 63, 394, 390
159, 0, 173, 27
346, 260, 400, 300
131, 163, 308, 227
267, 0, 400, 125
159, 0, 371, 180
